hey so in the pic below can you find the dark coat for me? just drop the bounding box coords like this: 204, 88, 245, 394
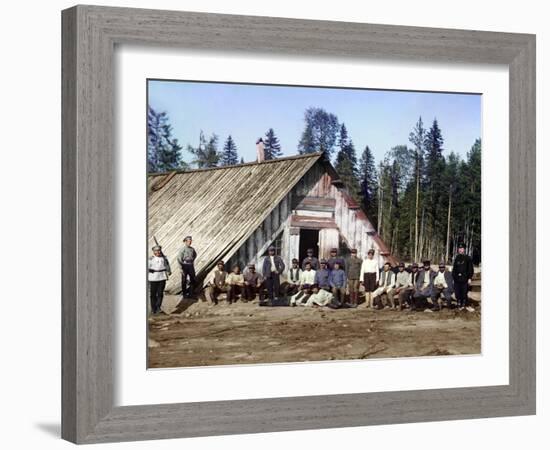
452, 254, 474, 283
262, 255, 285, 278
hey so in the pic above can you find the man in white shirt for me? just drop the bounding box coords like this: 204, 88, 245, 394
394, 262, 413, 310
148, 245, 171, 314
290, 261, 316, 306
431, 263, 454, 310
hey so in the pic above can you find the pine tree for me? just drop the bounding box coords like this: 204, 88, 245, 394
187, 131, 220, 168
335, 140, 360, 202
298, 107, 340, 158
359, 145, 378, 227
147, 106, 186, 173
263, 128, 283, 160
220, 135, 239, 166
408, 116, 427, 261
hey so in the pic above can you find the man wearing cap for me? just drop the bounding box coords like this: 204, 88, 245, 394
314, 259, 331, 291
360, 249, 379, 308
148, 245, 171, 314
301, 249, 319, 271
372, 262, 396, 309
431, 263, 454, 310
412, 260, 435, 310
394, 262, 412, 310
452, 243, 474, 309
262, 246, 285, 302
243, 264, 264, 302
226, 265, 245, 304
346, 249, 362, 307
207, 260, 228, 305
285, 258, 302, 297
327, 248, 346, 271
177, 236, 197, 299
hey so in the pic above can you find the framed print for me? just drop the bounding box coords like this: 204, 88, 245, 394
61, 5, 536, 444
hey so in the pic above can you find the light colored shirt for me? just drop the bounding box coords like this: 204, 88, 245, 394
433, 271, 448, 288
361, 258, 380, 281
226, 273, 244, 285
395, 271, 411, 288
270, 256, 277, 272
300, 269, 316, 285
148, 256, 169, 282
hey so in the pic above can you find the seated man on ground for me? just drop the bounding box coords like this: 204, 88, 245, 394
243, 263, 264, 302
206, 260, 228, 305
411, 260, 435, 311
284, 258, 301, 297
394, 262, 412, 310
226, 265, 245, 304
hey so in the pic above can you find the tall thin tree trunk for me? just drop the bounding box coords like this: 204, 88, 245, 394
445, 186, 453, 263
414, 152, 420, 261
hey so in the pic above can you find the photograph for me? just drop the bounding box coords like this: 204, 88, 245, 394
146, 79, 482, 368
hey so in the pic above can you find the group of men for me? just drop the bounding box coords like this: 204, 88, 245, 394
148, 235, 475, 314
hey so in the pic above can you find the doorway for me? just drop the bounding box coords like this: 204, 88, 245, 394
299, 229, 320, 263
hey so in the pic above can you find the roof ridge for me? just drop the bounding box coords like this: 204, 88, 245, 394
148, 152, 324, 177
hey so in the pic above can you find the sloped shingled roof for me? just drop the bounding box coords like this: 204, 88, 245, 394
148, 153, 324, 292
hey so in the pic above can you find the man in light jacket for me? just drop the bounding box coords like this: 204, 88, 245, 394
372, 262, 395, 309
431, 263, 454, 310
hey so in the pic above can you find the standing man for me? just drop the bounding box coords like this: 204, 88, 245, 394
346, 248, 362, 307
452, 243, 474, 310
314, 259, 332, 291
243, 263, 264, 302
177, 235, 197, 299
394, 262, 412, 310
262, 246, 285, 302
148, 245, 171, 314
301, 248, 319, 271
431, 263, 454, 310
360, 249, 379, 308
327, 248, 346, 271
372, 262, 396, 309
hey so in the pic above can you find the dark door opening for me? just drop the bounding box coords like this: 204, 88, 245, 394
299, 229, 320, 264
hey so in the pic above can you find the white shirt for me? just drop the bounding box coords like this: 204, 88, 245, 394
361, 258, 380, 281
433, 271, 448, 288
270, 256, 277, 272
300, 269, 316, 285
148, 256, 169, 282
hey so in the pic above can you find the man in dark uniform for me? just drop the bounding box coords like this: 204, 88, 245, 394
262, 246, 285, 302
327, 248, 346, 271
177, 235, 197, 299
452, 243, 474, 309
301, 248, 319, 271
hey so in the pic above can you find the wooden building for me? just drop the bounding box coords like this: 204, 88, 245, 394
148, 152, 396, 294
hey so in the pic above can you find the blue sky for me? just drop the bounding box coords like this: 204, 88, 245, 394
148, 79, 481, 165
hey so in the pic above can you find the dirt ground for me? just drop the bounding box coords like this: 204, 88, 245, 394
148, 294, 481, 368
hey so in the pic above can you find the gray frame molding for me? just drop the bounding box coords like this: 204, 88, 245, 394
61, 5, 536, 444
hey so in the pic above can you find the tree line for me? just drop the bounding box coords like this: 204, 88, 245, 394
147, 105, 481, 264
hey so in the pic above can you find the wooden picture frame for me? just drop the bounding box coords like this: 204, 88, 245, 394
62, 5, 536, 444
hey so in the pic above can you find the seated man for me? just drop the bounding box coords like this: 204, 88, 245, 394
243, 263, 264, 302
284, 258, 301, 297
314, 259, 331, 291
290, 261, 316, 306
328, 261, 348, 308
206, 260, 228, 305
431, 263, 454, 310
372, 262, 396, 309
394, 262, 412, 310
412, 260, 435, 311
226, 265, 245, 304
